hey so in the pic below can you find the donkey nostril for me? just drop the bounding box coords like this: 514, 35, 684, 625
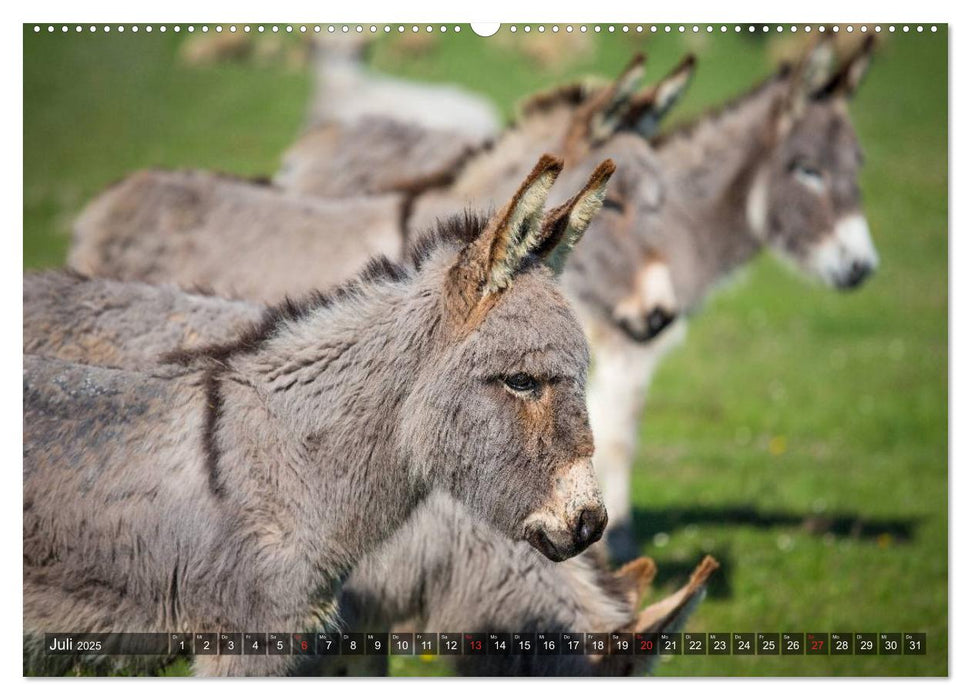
576, 506, 608, 548
841, 261, 873, 290
646, 308, 675, 338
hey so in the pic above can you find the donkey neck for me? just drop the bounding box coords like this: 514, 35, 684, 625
214, 280, 438, 577
653, 77, 787, 309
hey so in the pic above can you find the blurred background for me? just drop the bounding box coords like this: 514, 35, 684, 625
23, 24, 947, 676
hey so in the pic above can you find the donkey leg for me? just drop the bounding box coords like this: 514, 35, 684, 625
587, 320, 687, 561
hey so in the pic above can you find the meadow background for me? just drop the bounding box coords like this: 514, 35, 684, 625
23, 24, 948, 676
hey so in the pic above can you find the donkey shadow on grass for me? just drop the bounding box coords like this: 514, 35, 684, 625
634, 506, 920, 600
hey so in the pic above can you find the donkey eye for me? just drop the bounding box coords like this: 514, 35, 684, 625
602, 197, 625, 213
790, 161, 822, 178
791, 162, 825, 193
503, 373, 540, 394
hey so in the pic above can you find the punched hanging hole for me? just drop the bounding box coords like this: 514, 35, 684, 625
471, 23, 501, 37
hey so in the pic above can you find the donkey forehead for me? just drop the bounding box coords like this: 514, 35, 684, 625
784, 102, 861, 166
461, 270, 589, 372
600, 133, 662, 184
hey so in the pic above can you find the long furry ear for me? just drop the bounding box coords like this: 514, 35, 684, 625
814, 35, 876, 99
597, 556, 718, 677
446, 154, 563, 315
536, 159, 616, 274
628, 555, 719, 634
614, 556, 658, 609
570, 54, 647, 147
784, 31, 837, 120
623, 54, 697, 137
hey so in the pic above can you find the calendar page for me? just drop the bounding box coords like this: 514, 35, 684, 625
21, 20, 948, 679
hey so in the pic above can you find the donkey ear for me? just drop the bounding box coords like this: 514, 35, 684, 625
535, 159, 616, 274
815, 35, 876, 99
582, 54, 647, 144
627, 555, 719, 634
614, 556, 658, 608
448, 154, 563, 311
623, 54, 697, 137
783, 32, 837, 121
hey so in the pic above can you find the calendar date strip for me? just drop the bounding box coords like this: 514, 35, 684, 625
44, 631, 927, 656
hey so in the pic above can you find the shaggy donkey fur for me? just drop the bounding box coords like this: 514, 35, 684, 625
24, 270, 717, 676
331, 493, 717, 677
24, 156, 615, 676
69, 170, 404, 304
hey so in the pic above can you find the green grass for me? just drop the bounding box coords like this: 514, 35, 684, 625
23, 25, 947, 677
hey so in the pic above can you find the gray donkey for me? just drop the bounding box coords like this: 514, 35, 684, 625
579, 36, 881, 555
24, 270, 718, 677
273, 38, 882, 558
24, 156, 616, 676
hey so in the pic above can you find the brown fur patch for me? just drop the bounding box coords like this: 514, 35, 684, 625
518, 389, 557, 453
518, 81, 596, 118
614, 557, 658, 608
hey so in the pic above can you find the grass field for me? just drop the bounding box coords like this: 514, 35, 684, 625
23, 25, 948, 677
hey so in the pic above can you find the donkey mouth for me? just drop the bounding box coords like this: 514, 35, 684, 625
524, 505, 608, 562
526, 528, 569, 562
617, 307, 677, 343
834, 260, 875, 290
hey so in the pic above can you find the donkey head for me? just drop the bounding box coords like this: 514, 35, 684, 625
556, 54, 695, 342
402, 155, 616, 561
753, 36, 879, 290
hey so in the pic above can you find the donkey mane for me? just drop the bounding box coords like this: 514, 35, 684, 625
650, 64, 793, 148
407, 209, 491, 267
516, 80, 599, 119
165, 212, 489, 368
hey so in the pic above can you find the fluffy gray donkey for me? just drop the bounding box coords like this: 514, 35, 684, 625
24, 270, 718, 677
24, 155, 616, 676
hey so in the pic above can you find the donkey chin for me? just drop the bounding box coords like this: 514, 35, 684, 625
522, 458, 608, 562
807, 213, 880, 290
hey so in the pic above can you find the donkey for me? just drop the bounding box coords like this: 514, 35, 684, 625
68, 170, 405, 304
307, 33, 500, 139
573, 36, 882, 556
24, 156, 615, 676
24, 269, 716, 677
273, 53, 699, 556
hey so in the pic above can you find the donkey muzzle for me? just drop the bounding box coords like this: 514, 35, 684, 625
617, 306, 677, 343
523, 459, 607, 561
809, 213, 880, 290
